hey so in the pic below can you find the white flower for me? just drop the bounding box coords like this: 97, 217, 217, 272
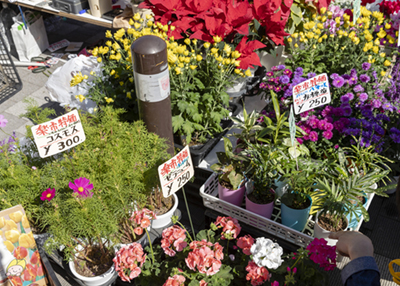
250, 237, 283, 269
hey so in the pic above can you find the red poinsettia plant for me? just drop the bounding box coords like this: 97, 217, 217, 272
139, 0, 293, 49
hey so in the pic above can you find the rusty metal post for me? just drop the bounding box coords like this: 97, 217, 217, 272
131, 35, 174, 156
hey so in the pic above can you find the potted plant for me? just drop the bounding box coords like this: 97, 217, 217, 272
241, 142, 284, 219
279, 158, 324, 231
113, 215, 336, 286
211, 138, 249, 207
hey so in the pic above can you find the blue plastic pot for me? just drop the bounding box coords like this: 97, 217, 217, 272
346, 195, 368, 229
281, 195, 312, 232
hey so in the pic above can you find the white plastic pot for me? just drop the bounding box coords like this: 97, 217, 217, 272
314, 211, 348, 247
69, 259, 115, 286
151, 193, 178, 229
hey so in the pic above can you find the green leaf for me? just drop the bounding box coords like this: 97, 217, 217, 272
172, 116, 184, 133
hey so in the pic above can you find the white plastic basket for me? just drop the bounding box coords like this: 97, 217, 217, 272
199, 173, 374, 248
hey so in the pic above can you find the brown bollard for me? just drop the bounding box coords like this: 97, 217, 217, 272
131, 35, 174, 156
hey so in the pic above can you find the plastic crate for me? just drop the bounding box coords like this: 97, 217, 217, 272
0, 33, 22, 103
200, 172, 374, 248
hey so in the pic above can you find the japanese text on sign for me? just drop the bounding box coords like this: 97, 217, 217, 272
158, 146, 194, 198
292, 73, 331, 115
31, 110, 86, 158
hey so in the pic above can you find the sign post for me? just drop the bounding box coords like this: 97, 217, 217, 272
158, 146, 195, 235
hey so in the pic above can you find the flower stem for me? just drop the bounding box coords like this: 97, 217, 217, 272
145, 228, 155, 265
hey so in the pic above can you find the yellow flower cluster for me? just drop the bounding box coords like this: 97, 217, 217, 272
70, 72, 88, 87
0, 212, 35, 252
287, 5, 394, 75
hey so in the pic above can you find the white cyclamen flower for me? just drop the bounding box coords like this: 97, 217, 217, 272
250, 237, 283, 269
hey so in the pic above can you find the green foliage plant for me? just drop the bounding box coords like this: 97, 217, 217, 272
211, 138, 248, 190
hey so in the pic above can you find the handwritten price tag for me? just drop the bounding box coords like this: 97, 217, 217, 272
292, 73, 331, 115
158, 146, 194, 198
31, 110, 86, 158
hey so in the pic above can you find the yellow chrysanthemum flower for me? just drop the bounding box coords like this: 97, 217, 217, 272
196, 55, 202, 61
97, 57, 102, 63
184, 38, 191, 45
384, 60, 391, 67
175, 67, 181, 75
211, 48, 218, 54
126, 92, 132, 99
104, 97, 114, 103
189, 65, 197, 70
75, 94, 86, 102
146, 14, 152, 20
381, 70, 386, 76
70, 72, 84, 87
213, 36, 222, 43
377, 29, 387, 38
133, 13, 141, 21
372, 46, 379, 54
105, 30, 112, 38
380, 52, 386, 58
234, 69, 240, 74
320, 7, 327, 14
244, 69, 252, 77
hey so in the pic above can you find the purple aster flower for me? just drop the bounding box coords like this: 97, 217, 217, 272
348, 76, 358, 86
377, 114, 390, 122
274, 86, 282, 92
361, 108, 373, 118
260, 82, 267, 89
373, 124, 385, 135
283, 69, 292, 77
307, 72, 317, 78
340, 95, 350, 103
359, 74, 371, 83
69, 177, 94, 198
280, 75, 290, 84
390, 133, 400, 143
325, 122, 334, 131
318, 120, 328, 130
295, 67, 303, 76
321, 106, 333, 117
382, 102, 394, 112
333, 107, 344, 117
276, 65, 286, 70
330, 73, 339, 80
308, 116, 319, 129
375, 89, 383, 96
0, 115, 7, 128
266, 71, 274, 77
309, 131, 318, 142
372, 71, 378, 81
354, 85, 364, 93
300, 110, 309, 118
323, 130, 333, 140
359, 93, 368, 102
362, 62, 371, 71
391, 127, 400, 135
332, 76, 345, 88
342, 105, 352, 116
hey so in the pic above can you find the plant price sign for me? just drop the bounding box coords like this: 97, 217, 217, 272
158, 146, 194, 198
292, 73, 331, 115
31, 110, 86, 158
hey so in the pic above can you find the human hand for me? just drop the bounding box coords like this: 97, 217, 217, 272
329, 231, 374, 260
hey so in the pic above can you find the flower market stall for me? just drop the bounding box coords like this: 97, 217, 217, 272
1, 0, 400, 285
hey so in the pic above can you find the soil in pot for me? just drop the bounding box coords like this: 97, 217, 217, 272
73, 245, 115, 277
148, 192, 175, 216
247, 190, 274, 205
119, 231, 146, 245
281, 193, 311, 210
317, 212, 348, 232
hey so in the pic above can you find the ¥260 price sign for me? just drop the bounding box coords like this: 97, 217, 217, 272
292, 73, 331, 115
31, 110, 86, 158
158, 146, 194, 198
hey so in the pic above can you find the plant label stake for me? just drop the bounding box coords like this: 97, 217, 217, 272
131, 35, 174, 156
292, 73, 331, 115
158, 146, 195, 235
289, 105, 299, 170
31, 110, 86, 158
353, 0, 361, 25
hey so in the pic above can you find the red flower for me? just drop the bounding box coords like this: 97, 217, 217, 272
13, 247, 28, 260
313, 0, 332, 11
23, 264, 38, 281
234, 37, 266, 70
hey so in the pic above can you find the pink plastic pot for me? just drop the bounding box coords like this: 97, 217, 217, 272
218, 183, 246, 206
245, 190, 275, 219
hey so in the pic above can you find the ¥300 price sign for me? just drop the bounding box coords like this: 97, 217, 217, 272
292, 73, 331, 115
158, 146, 194, 198
31, 110, 86, 158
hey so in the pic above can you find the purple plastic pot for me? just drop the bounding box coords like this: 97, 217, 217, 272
245, 192, 275, 219
218, 183, 246, 206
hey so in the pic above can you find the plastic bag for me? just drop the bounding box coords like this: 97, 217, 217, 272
45, 55, 101, 113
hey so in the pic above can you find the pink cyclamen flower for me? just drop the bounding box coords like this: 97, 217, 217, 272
245, 261, 270, 286
214, 216, 241, 240
237, 235, 255, 255
161, 225, 187, 257
0, 115, 8, 128
163, 275, 185, 286
68, 177, 93, 198
306, 238, 337, 271
40, 188, 56, 202
113, 243, 146, 282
